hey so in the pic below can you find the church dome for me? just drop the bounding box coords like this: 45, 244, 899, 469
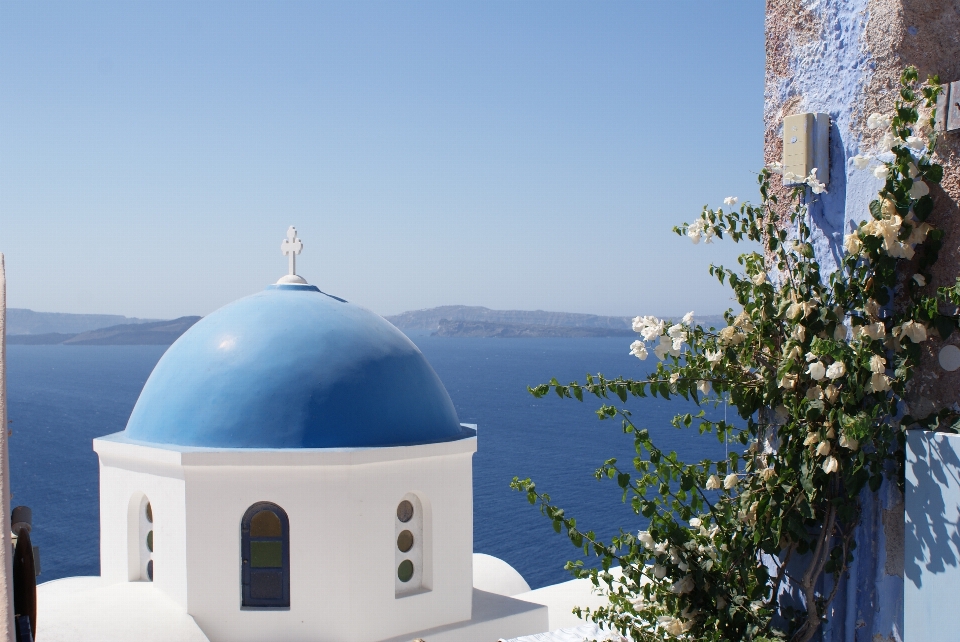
122, 284, 464, 449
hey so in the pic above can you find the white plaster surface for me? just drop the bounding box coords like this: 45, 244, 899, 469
35, 577, 209, 642
473, 553, 531, 596
87, 435, 554, 642
501, 623, 623, 642
514, 567, 623, 632
904, 430, 960, 642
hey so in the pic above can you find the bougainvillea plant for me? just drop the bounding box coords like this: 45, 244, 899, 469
512, 67, 953, 642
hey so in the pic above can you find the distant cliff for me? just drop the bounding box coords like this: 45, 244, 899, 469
385, 306, 636, 332
8, 317, 201, 346
385, 306, 726, 338
7, 308, 158, 335
433, 319, 635, 338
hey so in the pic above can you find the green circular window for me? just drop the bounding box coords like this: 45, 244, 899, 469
146, 530, 154, 552
397, 500, 414, 523
397, 530, 414, 553
145, 502, 153, 523
397, 560, 414, 582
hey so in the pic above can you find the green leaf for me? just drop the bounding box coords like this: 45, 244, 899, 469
915, 195, 934, 221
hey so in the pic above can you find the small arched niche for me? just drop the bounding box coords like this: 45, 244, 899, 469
241, 502, 290, 608
126, 493, 154, 582
395, 492, 430, 597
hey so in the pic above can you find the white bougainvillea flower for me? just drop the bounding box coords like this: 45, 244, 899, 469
805, 351, 818, 362
638, 531, 655, 549
901, 320, 928, 343
806, 385, 823, 401
752, 272, 767, 285
634, 316, 664, 342
867, 112, 891, 130
857, 322, 886, 341
909, 179, 930, 199
682, 310, 694, 325
816, 441, 831, 456
843, 233, 862, 254
878, 132, 901, 152
704, 349, 722, 368
653, 564, 666, 579
705, 474, 722, 490
806, 168, 827, 194
804, 432, 820, 446
913, 274, 926, 286
670, 575, 694, 595
824, 384, 839, 403
852, 153, 873, 169
718, 325, 744, 346
787, 302, 804, 320
822, 456, 839, 474
689, 517, 702, 529
869, 354, 887, 373
723, 196, 739, 206
698, 380, 711, 395
654, 334, 680, 360
839, 433, 859, 451
769, 161, 784, 174
792, 325, 807, 342
873, 165, 890, 180
687, 219, 705, 244
723, 473, 739, 490
629, 340, 648, 360
807, 361, 826, 380
906, 135, 926, 150
826, 361, 846, 379
908, 162, 920, 178
779, 373, 798, 390
867, 372, 892, 392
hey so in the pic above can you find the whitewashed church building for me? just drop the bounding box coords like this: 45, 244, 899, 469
35, 230, 606, 642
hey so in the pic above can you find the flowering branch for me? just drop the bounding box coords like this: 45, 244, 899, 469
513, 67, 949, 642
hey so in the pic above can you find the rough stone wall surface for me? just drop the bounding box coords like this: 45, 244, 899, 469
765, 1, 960, 641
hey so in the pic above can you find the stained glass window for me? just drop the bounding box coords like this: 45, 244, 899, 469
241, 503, 289, 607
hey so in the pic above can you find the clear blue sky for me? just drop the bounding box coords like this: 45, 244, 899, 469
1, 1, 765, 320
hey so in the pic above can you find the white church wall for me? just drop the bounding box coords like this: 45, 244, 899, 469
95, 441, 189, 610
94, 434, 478, 642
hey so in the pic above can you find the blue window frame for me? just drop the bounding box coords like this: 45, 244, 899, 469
241, 502, 290, 608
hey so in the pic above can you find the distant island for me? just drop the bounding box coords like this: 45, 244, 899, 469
385, 305, 726, 338
7, 317, 201, 346
6, 305, 727, 344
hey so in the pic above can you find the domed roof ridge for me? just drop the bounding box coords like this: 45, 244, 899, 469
123, 284, 463, 449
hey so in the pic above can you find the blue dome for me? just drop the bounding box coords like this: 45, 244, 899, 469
123, 284, 464, 448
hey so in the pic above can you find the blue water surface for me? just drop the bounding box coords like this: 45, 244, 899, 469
6, 337, 729, 589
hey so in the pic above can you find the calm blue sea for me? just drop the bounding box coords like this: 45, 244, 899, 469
5, 336, 728, 590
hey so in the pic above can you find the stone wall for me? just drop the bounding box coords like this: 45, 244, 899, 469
764, 1, 960, 640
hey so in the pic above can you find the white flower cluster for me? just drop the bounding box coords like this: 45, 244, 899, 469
686, 217, 715, 245
768, 163, 828, 194
630, 312, 694, 361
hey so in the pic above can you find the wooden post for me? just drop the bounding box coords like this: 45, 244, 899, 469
0, 255, 14, 642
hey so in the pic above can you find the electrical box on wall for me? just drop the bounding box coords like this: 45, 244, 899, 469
935, 81, 960, 132
782, 112, 830, 187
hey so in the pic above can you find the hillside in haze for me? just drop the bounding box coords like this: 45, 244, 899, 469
8, 317, 201, 346
385, 306, 727, 338
8, 308, 158, 335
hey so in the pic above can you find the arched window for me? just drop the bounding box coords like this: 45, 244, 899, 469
128, 494, 153, 582
241, 502, 289, 608
395, 494, 425, 596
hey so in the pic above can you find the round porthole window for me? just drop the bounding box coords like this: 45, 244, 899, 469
145, 502, 153, 523
397, 559, 414, 582
397, 500, 414, 523
146, 530, 154, 553
397, 530, 414, 552
146, 560, 154, 581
